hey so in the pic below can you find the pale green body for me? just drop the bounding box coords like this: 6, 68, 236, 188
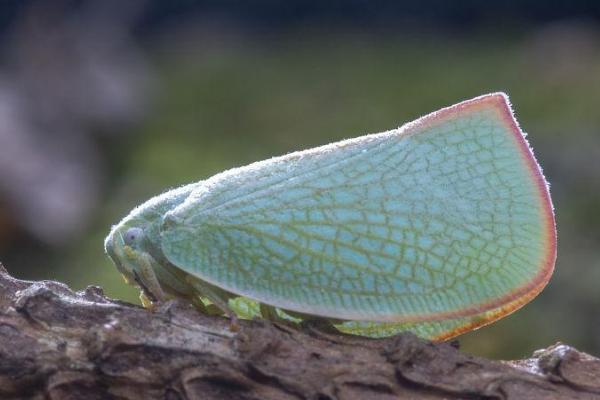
105, 93, 555, 340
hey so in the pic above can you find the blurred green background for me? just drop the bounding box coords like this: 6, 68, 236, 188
1, 1, 599, 359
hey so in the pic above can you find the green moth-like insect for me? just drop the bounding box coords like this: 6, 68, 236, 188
105, 93, 556, 340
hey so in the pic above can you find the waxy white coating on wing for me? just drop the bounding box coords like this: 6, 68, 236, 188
159, 93, 556, 324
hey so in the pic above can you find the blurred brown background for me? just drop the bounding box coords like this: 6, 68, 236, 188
1, 0, 599, 359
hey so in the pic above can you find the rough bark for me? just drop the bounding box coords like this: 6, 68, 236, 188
0, 264, 599, 400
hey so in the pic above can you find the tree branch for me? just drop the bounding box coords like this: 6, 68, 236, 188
0, 264, 598, 399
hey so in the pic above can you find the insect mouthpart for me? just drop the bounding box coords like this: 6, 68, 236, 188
133, 270, 157, 302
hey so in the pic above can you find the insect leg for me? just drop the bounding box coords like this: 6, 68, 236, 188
139, 291, 154, 309
134, 253, 168, 309
259, 303, 278, 320
190, 295, 228, 316
185, 275, 240, 330
258, 303, 295, 323
301, 318, 344, 339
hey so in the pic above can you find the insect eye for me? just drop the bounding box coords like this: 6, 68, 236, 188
124, 227, 144, 246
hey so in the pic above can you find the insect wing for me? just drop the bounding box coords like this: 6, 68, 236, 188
161, 93, 555, 326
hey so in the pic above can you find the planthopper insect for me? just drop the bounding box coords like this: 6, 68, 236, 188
105, 93, 556, 341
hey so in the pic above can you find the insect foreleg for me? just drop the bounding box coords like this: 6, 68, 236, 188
133, 253, 168, 310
